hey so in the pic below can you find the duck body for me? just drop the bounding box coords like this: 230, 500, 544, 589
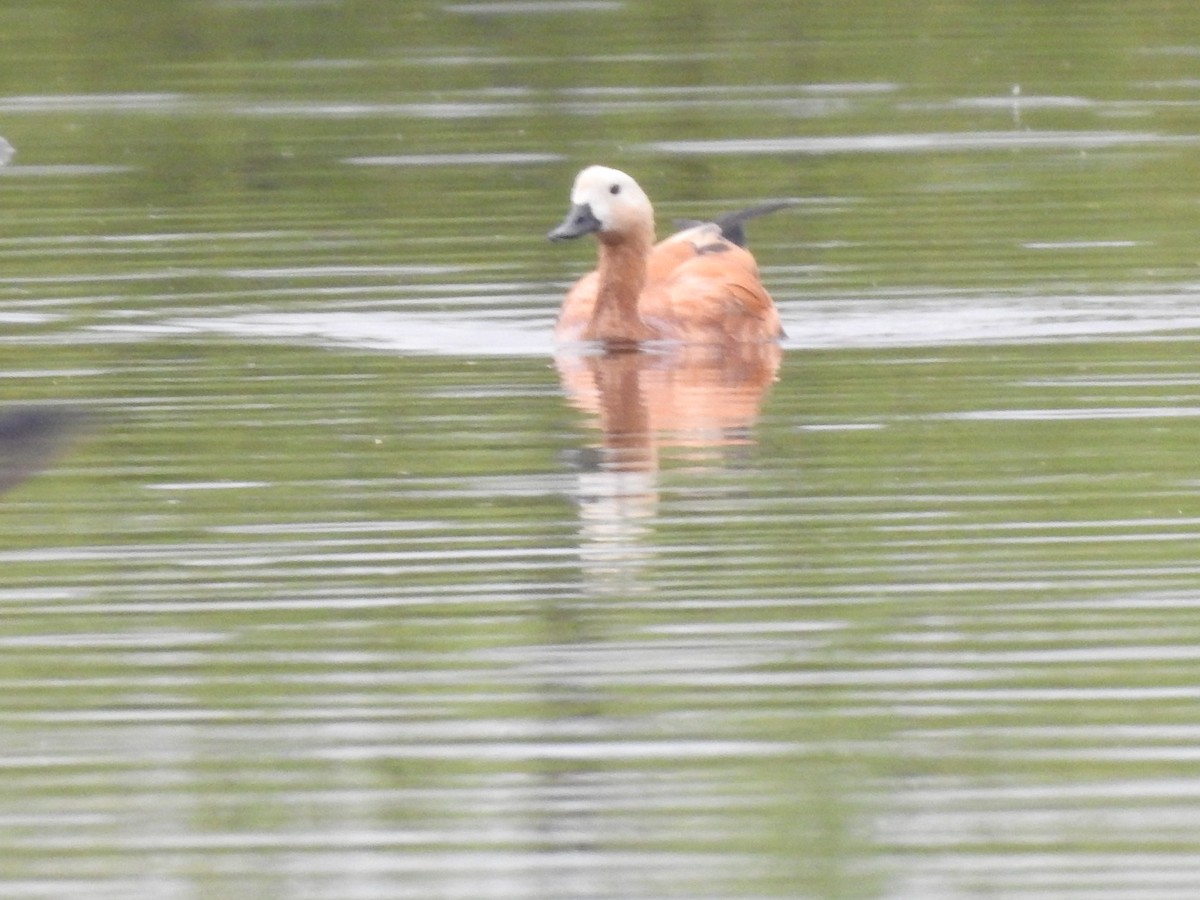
549, 166, 786, 348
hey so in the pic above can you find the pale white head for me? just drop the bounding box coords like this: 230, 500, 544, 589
548, 165, 655, 242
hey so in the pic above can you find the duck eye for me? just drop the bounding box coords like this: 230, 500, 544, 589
609, 183, 621, 195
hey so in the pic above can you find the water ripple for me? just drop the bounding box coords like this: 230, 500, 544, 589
650, 130, 1200, 155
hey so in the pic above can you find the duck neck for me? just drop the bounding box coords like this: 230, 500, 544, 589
583, 224, 657, 347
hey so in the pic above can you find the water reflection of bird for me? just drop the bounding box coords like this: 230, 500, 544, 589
0, 405, 87, 495
548, 165, 792, 348
557, 343, 781, 590
557, 343, 781, 455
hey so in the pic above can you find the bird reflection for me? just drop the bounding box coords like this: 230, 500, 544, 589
0, 405, 88, 495
556, 342, 781, 591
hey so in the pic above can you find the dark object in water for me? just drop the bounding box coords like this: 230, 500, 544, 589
0, 405, 88, 495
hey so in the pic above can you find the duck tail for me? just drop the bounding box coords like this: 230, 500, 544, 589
674, 199, 799, 248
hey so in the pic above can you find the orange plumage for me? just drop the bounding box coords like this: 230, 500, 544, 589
548, 166, 788, 348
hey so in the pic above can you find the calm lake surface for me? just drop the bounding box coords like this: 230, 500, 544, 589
5, 2, 1200, 898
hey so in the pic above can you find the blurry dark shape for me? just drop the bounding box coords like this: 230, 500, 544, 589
0, 405, 89, 495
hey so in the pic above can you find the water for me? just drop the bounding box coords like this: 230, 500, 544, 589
5, 1, 1200, 897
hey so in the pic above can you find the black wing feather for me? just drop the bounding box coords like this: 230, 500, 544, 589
673, 199, 799, 248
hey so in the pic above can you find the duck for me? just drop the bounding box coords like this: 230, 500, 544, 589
548, 165, 789, 348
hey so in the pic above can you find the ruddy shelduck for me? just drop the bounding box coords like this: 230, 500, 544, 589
548, 165, 789, 348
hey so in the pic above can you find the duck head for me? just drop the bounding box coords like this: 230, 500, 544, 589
548, 165, 654, 242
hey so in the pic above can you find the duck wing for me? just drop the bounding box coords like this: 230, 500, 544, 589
641, 243, 784, 343
674, 199, 798, 248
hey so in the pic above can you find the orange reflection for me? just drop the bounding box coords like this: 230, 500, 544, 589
556, 343, 781, 589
